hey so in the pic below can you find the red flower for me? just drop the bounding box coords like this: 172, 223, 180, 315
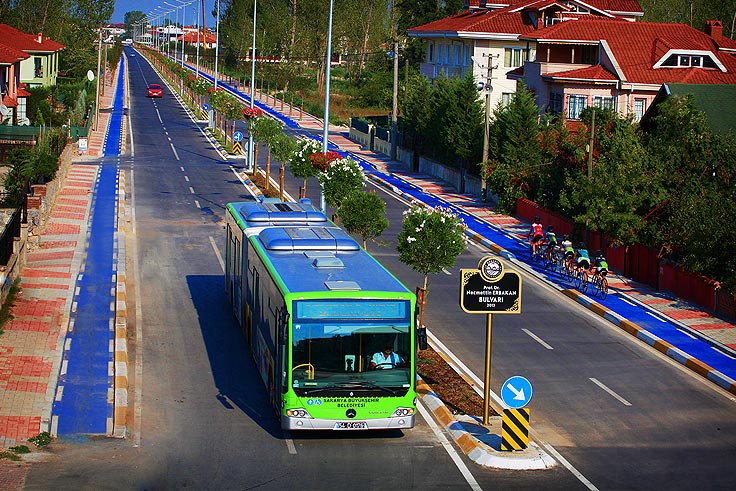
242, 106, 264, 119
309, 151, 341, 171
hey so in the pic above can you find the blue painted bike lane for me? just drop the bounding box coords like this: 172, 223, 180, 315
52, 55, 125, 435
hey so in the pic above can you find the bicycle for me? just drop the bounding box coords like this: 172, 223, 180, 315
591, 269, 609, 299
574, 264, 589, 293
530, 240, 545, 263
543, 245, 559, 271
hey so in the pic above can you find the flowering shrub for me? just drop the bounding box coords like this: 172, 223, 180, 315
242, 106, 264, 119
309, 151, 342, 171
397, 205, 466, 279
187, 76, 211, 96
317, 156, 365, 209
289, 139, 323, 193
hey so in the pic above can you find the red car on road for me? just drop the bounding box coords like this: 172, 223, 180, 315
147, 83, 163, 98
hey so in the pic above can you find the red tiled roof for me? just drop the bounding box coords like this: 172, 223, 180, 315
17, 84, 31, 97
178, 31, 217, 43
0, 24, 65, 53
464, 0, 643, 15
408, 0, 639, 36
0, 42, 30, 64
543, 64, 618, 81
522, 20, 736, 85
2, 95, 18, 108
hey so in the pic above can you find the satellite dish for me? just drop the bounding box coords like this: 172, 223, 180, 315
87, 70, 95, 81
0, 104, 8, 117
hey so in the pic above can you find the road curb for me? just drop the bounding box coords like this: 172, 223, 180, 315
561, 288, 736, 395
417, 378, 554, 469
113, 169, 128, 438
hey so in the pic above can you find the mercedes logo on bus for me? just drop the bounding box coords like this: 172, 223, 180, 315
346, 408, 357, 418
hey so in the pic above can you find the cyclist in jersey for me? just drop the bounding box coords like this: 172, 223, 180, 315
561, 235, 574, 267
528, 216, 544, 256
575, 242, 591, 271
545, 226, 557, 261
591, 251, 609, 276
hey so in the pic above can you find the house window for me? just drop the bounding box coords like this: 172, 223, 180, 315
34, 57, 43, 78
428, 43, 434, 63
593, 96, 615, 110
501, 93, 513, 107
549, 92, 563, 114
504, 47, 527, 68
691, 56, 701, 67
464, 45, 471, 66
568, 94, 587, 120
679, 55, 690, 66
633, 98, 646, 121
17, 97, 27, 123
454, 45, 461, 66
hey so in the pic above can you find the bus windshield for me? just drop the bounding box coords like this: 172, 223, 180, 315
291, 319, 412, 395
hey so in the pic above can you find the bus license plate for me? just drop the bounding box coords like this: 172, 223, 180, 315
334, 421, 367, 430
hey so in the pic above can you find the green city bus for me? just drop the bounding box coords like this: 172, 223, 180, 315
225, 199, 417, 430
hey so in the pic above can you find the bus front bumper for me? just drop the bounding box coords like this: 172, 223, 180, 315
281, 415, 415, 430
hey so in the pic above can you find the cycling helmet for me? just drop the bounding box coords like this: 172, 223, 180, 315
578, 242, 586, 249
547, 225, 554, 232
562, 235, 569, 241
593, 250, 602, 258
534, 216, 540, 223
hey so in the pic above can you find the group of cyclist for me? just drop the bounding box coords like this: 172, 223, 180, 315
528, 216, 609, 278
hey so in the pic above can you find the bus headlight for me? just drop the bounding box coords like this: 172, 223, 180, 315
391, 407, 415, 417
285, 408, 312, 419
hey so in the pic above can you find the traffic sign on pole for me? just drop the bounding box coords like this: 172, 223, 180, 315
233, 131, 243, 142
501, 375, 533, 409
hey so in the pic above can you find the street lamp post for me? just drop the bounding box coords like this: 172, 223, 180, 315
320, 0, 335, 213
247, 0, 257, 172
209, 0, 221, 130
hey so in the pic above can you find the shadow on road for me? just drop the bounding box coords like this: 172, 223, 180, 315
187, 274, 283, 439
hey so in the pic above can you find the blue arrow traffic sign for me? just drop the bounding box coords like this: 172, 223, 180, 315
233, 131, 243, 142
501, 376, 533, 409
202, 103, 210, 111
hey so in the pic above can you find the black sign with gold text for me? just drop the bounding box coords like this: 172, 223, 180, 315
460, 267, 522, 314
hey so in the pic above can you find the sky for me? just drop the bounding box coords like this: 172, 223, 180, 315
112, 0, 218, 27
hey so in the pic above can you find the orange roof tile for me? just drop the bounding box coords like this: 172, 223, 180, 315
0, 24, 65, 53
0, 42, 30, 64
523, 20, 736, 85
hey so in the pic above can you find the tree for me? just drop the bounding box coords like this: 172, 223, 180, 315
559, 109, 655, 246
289, 138, 323, 196
340, 191, 389, 250
250, 117, 285, 191
317, 156, 365, 222
269, 132, 298, 201
396, 205, 465, 326
124, 10, 146, 38
440, 71, 484, 173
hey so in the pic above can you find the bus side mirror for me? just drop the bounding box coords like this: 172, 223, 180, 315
417, 326, 428, 351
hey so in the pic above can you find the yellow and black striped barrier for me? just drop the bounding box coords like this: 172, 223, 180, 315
232, 140, 243, 155
501, 408, 530, 451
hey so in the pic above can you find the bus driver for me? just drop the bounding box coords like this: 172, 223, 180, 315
370, 343, 405, 370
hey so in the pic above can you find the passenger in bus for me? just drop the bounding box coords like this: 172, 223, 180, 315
369, 343, 405, 370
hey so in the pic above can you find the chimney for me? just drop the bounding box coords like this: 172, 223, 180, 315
37, 33, 42, 43
705, 20, 723, 40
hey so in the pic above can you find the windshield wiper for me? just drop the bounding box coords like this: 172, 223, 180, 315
303, 381, 398, 396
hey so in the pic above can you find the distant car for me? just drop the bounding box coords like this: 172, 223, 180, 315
147, 83, 163, 98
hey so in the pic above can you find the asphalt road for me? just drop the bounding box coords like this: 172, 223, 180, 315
24, 47, 736, 491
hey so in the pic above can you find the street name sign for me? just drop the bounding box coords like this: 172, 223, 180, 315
460, 257, 521, 314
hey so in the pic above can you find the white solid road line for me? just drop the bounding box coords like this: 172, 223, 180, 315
417, 401, 482, 491
210, 236, 225, 272
427, 330, 599, 490
589, 378, 632, 406
522, 328, 554, 350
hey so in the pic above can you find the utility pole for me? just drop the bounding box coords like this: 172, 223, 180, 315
480, 53, 496, 202
390, 36, 399, 161
588, 107, 595, 178
94, 28, 102, 131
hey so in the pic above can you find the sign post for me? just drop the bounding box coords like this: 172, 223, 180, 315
460, 256, 522, 424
